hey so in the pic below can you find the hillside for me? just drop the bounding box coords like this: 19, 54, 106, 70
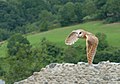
14, 61, 120, 84
27, 21, 120, 46
0, 21, 120, 57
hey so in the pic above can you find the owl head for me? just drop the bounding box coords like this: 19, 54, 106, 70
72, 29, 85, 38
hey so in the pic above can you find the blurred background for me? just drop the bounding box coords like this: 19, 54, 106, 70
0, 0, 120, 83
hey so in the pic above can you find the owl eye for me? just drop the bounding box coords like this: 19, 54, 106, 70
79, 32, 82, 34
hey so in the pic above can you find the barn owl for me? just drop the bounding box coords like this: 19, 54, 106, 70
65, 29, 98, 65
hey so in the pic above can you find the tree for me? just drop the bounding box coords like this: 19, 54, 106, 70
94, 50, 113, 63
40, 38, 64, 63
74, 2, 83, 22
96, 32, 108, 51
39, 10, 58, 31
19, 0, 47, 22
82, 0, 97, 16
103, 0, 120, 23
94, 0, 107, 9
59, 2, 77, 26
94, 47, 120, 63
7, 34, 31, 56
5, 34, 33, 84
29, 38, 64, 72
0, 1, 24, 31
0, 66, 5, 76
63, 46, 80, 63
0, 29, 11, 41
93, 0, 107, 20
5, 50, 33, 84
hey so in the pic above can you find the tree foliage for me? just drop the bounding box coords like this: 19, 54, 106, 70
5, 37, 64, 83
63, 46, 81, 63
103, 0, 120, 23
7, 34, 31, 56
96, 32, 109, 51
59, 2, 77, 26
0, 0, 119, 41
0, 0, 120, 83
0, 29, 11, 41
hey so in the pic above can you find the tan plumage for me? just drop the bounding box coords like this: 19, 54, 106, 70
65, 29, 98, 65
65, 32, 79, 45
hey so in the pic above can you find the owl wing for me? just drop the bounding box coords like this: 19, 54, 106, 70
86, 35, 98, 64
65, 31, 79, 45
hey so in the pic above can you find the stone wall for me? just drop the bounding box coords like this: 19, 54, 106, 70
14, 61, 120, 84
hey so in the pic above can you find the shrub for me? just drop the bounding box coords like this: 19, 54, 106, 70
7, 34, 31, 56
96, 32, 109, 51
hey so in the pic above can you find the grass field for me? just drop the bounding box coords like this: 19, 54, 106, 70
0, 21, 120, 57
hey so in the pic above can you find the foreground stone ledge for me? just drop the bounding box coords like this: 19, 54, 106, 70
14, 61, 120, 84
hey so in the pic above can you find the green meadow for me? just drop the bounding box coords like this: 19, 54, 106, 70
0, 21, 120, 57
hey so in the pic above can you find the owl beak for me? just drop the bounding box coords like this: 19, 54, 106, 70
78, 35, 81, 38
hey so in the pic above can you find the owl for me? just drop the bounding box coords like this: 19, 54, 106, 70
65, 29, 98, 65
